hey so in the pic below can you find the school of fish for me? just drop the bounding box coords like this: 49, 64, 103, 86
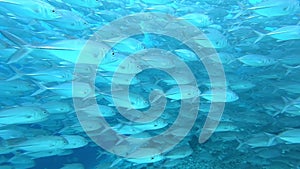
0, 0, 300, 168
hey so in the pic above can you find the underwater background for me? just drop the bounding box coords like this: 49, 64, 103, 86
0, 0, 300, 169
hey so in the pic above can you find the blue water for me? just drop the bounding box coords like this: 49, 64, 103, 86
0, 0, 300, 169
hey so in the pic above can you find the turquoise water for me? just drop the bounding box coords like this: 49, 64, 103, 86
0, 0, 300, 169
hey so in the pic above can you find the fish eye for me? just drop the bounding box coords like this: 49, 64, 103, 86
52, 9, 55, 13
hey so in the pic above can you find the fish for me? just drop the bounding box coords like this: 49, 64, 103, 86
141, 0, 173, 5
0, 128, 24, 140
0, 30, 116, 64
0, 107, 49, 126
165, 143, 193, 159
165, 85, 201, 101
8, 136, 69, 152
201, 88, 239, 102
237, 54, 277, 67
0, 0, 299, 168
178, 13, 212, 28
237, 132, 277, 150
104, 91, 150, 110
31, 81, 93, 98
160, 71, 195, 85
112, 124, 144, 135
125, 155, 165, 164
47, 9, 90, 31
254, 25, 300, 43
248, 0, 299, 17
144, 5, 175, 14
59, 119, 102, 134
199, 28, 228, 49
76, 104, 116, 117
174, 49, 199, 62
277, 96, 300, 116
7, 65, 74, 83
132, 118, 168, 131
61, 135, 88, 149
0, 0, 61, 20
0, 79, 35, 97
139, 50, 177, 69
40, 100, 72, 114
228, 79, 256, 91
207, 52, 236, 65
8, 155, 35, 166
62, 0, 102, 8
277, 129, 300, 144
98, 56, 142, 74
60, 163, 85, 169
101, 72, 141, 85
105, 38, 145, 54
24, 149, 69, 159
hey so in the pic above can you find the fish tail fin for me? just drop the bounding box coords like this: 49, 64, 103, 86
276, 96, 293, 115
0, 30, 32, 64
264, 132, 277, 146
272, 111, 281, 117
282, 64, 300, 76
6, 65, 23, 81
115, 136, 124, 145
7, 48, 32, 64
285, 68, 293, 76
235, 138, 245, 150
57, 127, 68, 134
150, 91, 164, 104
30, 80, 48, 96
110, 158, 122, 168
227, 58, 238, 65
232, 1, 248, 19
0, 30, 27, 47
253, 30, 266, 44
96, 150, 110, 159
